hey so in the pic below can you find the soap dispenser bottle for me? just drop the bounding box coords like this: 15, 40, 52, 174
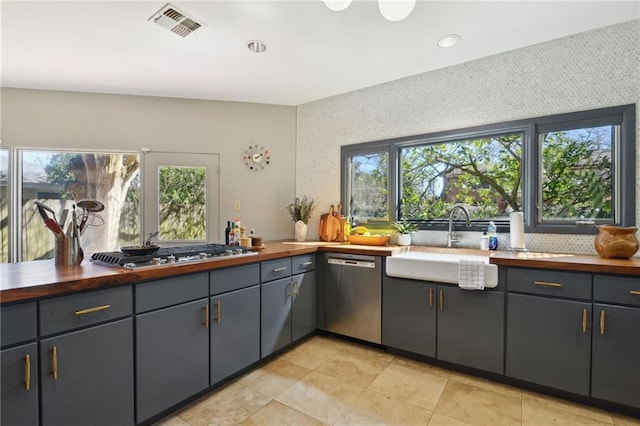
487, 221, 498, 250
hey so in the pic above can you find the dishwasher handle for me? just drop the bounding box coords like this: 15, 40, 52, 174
327, 258, 376, 268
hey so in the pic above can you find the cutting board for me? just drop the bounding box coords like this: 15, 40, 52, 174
318, 205, 341, 242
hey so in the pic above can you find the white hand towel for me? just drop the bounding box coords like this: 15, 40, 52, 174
458, 259, 486, 290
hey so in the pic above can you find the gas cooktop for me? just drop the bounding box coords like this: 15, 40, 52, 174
91, 243, 257, 269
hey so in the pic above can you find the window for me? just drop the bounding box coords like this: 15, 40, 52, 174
347, 151, 389, 223
158, 165, 207, 241
341, 104, 635, 233
18, 149, 140, 261
400, 133, 522, 222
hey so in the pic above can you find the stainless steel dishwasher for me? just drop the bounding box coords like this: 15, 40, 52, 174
322, 252, 382, 344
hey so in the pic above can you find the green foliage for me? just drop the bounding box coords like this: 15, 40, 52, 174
392, 219, 418, 234
286, 196, 316, 224
159, 166, 206, 240
350, 153, 389, 222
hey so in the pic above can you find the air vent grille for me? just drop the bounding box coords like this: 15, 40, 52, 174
149, 3, 204, 38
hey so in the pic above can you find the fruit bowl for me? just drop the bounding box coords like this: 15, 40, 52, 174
347, 235, 391, 246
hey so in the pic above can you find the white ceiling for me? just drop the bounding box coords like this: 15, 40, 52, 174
2, 1, 638, 106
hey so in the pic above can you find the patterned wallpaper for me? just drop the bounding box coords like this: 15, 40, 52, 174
296, 19, 640, 255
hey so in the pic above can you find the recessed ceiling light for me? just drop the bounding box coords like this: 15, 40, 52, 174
246, 40, 267, 53
438, 34, 461, 48
323, 0, 352, 12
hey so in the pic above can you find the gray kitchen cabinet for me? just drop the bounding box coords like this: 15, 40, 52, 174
135, 273, 209, 423
1, 301, 38, 426
210, 285, 260, 385
382, 277, 503, 372
382, 277, 436, 357
261, 256, 317, 358
505, 267, 593, 396
261, 276, 293, 357
506, 293, 591, 395
591, 274, 640, 408
40, 318, 134, 426
292, 271, 317, 342
1, 343, 38, 426
437, 285, 504, 374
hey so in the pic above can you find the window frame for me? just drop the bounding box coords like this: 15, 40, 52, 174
340, 104, 635, 235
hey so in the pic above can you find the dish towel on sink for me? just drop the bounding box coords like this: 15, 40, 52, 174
458, 259, 486, 290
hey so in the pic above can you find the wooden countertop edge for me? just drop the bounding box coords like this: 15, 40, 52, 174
2, 241, 638, 304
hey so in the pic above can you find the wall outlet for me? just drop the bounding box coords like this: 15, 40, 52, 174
234, 200, 241, 211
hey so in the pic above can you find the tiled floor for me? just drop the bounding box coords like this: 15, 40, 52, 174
157, 335, 640, 426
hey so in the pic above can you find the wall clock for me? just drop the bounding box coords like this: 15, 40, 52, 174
242, 145, 270, 171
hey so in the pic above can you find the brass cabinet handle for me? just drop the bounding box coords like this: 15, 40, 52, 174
24, 354, 31, 390
582, 308, 588, 333
630, 290, 640, 296
439, 290, 444, 311
600, 310, 605, 335
273, 267, 287, 272
428, 288, 433, 308
51, 346, 58, 380
534, 281, 562, 288
301, 261, 313, 267
203, 304, 210, 328
214, 301, 221, 324
288, 282, 293, 298
295, 280, 300, 297
75, 304, 111, 315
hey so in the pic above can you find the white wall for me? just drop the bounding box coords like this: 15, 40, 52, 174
296, 19, 640, 255
1, 88, 297, 242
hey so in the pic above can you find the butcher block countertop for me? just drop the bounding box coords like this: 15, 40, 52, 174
1, 241, 638, 304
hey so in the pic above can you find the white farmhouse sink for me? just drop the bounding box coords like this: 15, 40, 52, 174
386, 251, 498, 288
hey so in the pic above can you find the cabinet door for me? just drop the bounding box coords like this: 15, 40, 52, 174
40, 318, 134, 426
382, 278, 436, 357
506, 294, 591, 395
211, 285, 260, 385
437, 286, 504, 374
1, 343, 38, 426
592, 303, 640, 408
261, 277, 293, 357
136, 299, 209, 423
292, 271, 316, 342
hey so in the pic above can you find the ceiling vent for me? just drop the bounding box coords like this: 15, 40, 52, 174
149, 3, 204, 38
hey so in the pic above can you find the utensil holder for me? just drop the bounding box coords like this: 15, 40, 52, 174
55, 236, 83, 266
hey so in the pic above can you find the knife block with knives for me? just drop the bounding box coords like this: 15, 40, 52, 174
318, 204, 346, 242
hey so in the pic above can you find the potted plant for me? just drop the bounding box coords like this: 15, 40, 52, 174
286, 196, 316, 241
393, 219, 418, 246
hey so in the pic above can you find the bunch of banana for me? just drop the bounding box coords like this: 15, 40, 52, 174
350, 226, 371, 236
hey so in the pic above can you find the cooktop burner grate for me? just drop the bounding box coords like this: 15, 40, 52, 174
91, 243, 249, 267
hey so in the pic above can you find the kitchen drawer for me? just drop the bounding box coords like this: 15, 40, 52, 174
40, 285, 132, 336
594, 275, 640, 306
292, 254, 316, 273
261, 258, 292, 283
136, 272, 208, 313
210, 263, 260, 295
507, 267, 591, 300
1, 302, 37, 348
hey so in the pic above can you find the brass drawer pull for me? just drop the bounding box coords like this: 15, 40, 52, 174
75, 304, 111, 315
203, 304, 210, 328
51, 346, 58, 380
428, 288, 433, 308
273, 267, 287, 272
600, 310, 605, 335
300, 261, 313, 267
214, 301, 221, 324
582, 308, 588, 333
439, 290, 444, 311
24, 355, 31, 390
630, 290, 640, 296
534, 281, 562, 288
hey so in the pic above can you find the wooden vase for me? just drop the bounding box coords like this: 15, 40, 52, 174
594, 225, 639, 259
